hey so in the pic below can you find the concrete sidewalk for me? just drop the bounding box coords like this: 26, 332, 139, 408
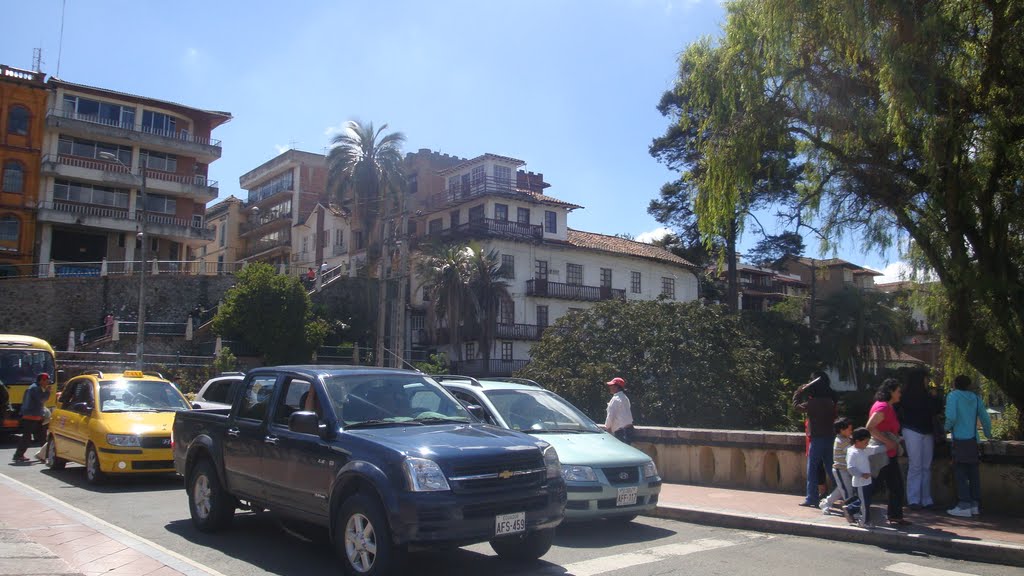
0, 472, 222, 576
653, 482, 1024, 567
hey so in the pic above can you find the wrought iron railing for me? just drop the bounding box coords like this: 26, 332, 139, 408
424, 175, 524, 209
424, 218, 543, 242
526, 279, 626, 302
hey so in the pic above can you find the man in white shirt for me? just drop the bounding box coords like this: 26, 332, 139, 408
604, 377, 634, 444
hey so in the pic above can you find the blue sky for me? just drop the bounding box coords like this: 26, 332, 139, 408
6, 0, 903, 279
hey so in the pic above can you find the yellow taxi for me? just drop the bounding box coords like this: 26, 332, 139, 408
46, 370, 192, 483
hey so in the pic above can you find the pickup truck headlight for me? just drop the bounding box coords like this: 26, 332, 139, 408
543, 446, 561, 479
106, 434, 141, 447
403, 457, 451, 492
561, 464, 596, 482
643, 460, 659, 479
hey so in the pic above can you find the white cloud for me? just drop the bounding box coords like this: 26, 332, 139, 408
874, 261, 912, 284
635, 226, 673, 244
324, 122, 348, 138
273, 144, 289, 155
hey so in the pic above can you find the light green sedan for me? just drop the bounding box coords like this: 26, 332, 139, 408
437, 376, 661, 522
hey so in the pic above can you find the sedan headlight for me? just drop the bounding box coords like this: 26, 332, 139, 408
543, 445, 561, 479
642, 460, 659, 479
403, 457, 451, 492
561, 464, 597, 482
106, 434, 141, 447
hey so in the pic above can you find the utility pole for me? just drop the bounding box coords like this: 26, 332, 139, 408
393, 191, 409, 369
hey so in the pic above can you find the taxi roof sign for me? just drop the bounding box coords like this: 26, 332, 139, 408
123, 370, 145, 378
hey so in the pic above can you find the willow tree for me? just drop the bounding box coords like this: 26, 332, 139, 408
667, 0, 1024, 415
327, 121, 406, 366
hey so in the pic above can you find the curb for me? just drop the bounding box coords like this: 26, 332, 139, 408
650, 505, 1024, 568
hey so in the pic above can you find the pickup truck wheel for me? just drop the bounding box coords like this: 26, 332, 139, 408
85, 444, 105, 484
188, 458, 235, 532
335, 493, 403, 576
45, 436, 66, 470
489, 528, 554, 562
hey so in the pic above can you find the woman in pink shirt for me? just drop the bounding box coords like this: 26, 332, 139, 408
866, 378, 909, 526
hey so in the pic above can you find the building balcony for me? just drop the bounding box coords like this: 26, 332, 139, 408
413, 322, 546, 345
423, 218, 543, 243
526, 278, 626, 302
243, 231, 292, 259
46, 107, 223, 163
448, 359, 531, 377
41, 155, 217, 201
36, 201, 212, 242
145, 213, 214, 242
240, 210, 293, 236
424, 176, 524, 209
332, 244, 347, 256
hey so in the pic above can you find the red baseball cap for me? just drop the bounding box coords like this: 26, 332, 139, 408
605, 377, 626, 388
37, 373, 50, 380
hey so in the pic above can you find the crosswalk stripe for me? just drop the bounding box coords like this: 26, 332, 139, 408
884, 562, 982, 576
554, 538, 743, 576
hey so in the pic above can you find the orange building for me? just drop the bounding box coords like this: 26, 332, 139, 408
0, 65, 48, 276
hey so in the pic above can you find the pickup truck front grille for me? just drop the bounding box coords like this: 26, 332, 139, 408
463, 495, 549, 519
448, 454, 545, 493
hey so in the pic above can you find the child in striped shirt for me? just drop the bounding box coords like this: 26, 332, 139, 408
820, 418, 855, 513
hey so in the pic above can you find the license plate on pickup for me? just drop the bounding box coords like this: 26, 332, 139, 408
616, 486, 638, 506
495, 512, 526, 536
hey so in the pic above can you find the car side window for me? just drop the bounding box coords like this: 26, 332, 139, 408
237, 376, 277, 421
204, 380, 228, 403
450, 389, 496, 425
271, 378, 311, 427
58, 379, 80, 407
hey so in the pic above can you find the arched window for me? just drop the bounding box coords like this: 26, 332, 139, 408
7, 106, 29, 136
1, 161, 24, 193
0, 215, 19, 242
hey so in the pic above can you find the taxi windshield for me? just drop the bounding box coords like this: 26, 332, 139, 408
323, 374, 471, 426
485, 389, 603, 433
98, 379, 190, 412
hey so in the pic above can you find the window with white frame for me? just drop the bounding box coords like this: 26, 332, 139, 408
566, 263, 583, 285
517, 207, 530, 224
58, 135, 132, 165
0, 215, 19, 242
2, 161, 24, 193
544, 210, 557, 233
471, 165, 485, 190
600, 268, 612, 288
661, 277, 676, 300
465, 342, 476, 359
140, 149, 178, 172
494, 165, 512, 190
428, 218, 442, 233
536, 305, 549, 328
631, 271, 642, 293
495, 203, 508, 221
535, 259, 548, 280
141, 110, 177, 135
447, 175, 460, 194
62, 95, 135, 128
502, 254, 514, 278
145, 193, 177, 215
499, 297, 514, 325
219, 224, 226, 246
53, 179, 129, 208
501, 341, 513, 361
468, 205, 485, 222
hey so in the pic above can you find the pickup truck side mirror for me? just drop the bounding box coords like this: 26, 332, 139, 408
71, 401, 92, 415
289, 411, 320, 435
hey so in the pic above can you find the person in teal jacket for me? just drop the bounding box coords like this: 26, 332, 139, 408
944, 375, 992, 517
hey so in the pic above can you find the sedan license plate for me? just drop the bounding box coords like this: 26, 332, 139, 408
616, 486, 638, 506
495, 512, 526, 536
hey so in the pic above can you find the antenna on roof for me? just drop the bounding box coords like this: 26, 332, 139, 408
56, 0, 67, 77
32, 48, 43, 73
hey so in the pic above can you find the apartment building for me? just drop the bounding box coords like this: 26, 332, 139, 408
779, 256, 882, 297
0, 65, 48, 277
236, 149, 327, 270
36, 78, 230, 275
201, 194, 244, 274
730, 262, 808, 312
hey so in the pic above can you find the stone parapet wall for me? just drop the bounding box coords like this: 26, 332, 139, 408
636, 426, 1024, 514
0, 275, 235, 350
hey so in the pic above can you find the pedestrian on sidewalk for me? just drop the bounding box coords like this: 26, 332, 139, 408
844, 427, 886, 528
820, 417, 855, 513
12, 373, 51, 463
793, 371, 836, 507
945, 375, 992, 518
866, 378, 910, 526
603, 377, 634, 444
900, 368, 942, 509
319, 261, 328, 278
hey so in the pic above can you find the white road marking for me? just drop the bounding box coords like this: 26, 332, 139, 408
555, 537, 746, 576
0, 472, 228, 576
884, 562, 983, 576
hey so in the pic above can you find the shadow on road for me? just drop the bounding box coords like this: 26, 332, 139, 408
554, 518, 677, 549
36, 465, 183, 494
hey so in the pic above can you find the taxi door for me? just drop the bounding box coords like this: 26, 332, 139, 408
52, 378, 93, 463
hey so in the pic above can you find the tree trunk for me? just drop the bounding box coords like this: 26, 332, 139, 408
374, 220, 387, 367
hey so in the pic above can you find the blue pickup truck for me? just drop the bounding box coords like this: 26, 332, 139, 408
172, 366, 566, 575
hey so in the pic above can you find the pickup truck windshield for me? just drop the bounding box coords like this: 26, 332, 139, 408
99, 379, 191, 412
323, 374, 472, 426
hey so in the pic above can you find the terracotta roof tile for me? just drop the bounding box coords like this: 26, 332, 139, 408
566, 229, 696, 268
522, 190, 583, 209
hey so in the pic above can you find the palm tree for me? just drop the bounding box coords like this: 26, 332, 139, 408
466, 243, 511, 373
817, 286, 910, 388
327, 120, 406, 366
417, 242, 473, 362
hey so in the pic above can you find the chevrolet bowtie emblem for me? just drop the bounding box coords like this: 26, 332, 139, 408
498, 470, 513, 480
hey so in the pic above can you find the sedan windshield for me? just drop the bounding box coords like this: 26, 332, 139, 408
485, 389, 603, 433
323, 374, 472, 426
99, 380, 191, 412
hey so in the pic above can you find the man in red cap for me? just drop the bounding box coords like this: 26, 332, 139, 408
12, 372, 51, 463
604, 377, 634, 444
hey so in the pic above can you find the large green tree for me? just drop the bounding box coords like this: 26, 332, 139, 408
521, 300, 790, 430
664, 0, 1024, 415
466, 244, 512, 370
327, 120, 406, 366
416, 242, 473, 361
213, 263, 329, 365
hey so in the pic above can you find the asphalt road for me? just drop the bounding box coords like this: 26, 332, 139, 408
1, 438, 1018, 576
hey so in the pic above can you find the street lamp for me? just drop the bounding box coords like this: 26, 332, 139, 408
99, 151, 147, 369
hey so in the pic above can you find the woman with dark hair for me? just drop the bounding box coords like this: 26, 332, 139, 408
866, 378, 909, 526
900, 369, 942, 509
945, 375, 992, 517
793, 371, 837, 507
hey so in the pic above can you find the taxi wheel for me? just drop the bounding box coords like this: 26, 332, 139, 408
489, 528, 554, 562
45, 436, 66, 470
334, 492, 404, 576
188, 458, 234, 532
85, 444, 105, 484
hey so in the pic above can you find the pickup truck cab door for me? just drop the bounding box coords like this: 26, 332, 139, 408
222, 374, 278, 503
261, 375, 337, 522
